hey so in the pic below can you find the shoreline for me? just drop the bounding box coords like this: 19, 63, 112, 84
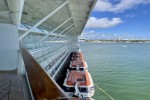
79, 40, 150, 43
86, 42, 150, 43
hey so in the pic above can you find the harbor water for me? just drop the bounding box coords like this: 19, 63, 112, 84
80, 42, 150, 100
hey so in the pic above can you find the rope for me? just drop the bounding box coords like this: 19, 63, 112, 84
94, 83, 115, 100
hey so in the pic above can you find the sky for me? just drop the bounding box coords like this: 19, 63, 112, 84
81, 0, 150, 40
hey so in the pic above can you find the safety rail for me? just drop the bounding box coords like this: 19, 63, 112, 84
29, 44, 62, 53
20, 45, 68, 100
48, 51, 69, 77
30, 43, 65, 54
52, 50, 71, 80
36, 45, 67, 62
44, 50, 67, 72
32, 45, 65, 60
22, 41, 67, 50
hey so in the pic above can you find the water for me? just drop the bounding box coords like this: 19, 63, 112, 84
79, 42, 150, 100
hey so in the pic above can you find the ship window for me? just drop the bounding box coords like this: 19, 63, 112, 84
80, 87, 87, 92
77, 79, 83, 81
73, 68, 76, 70
79, 68, 84, 71
70, 87, 75, 91
66, 87, 75, 92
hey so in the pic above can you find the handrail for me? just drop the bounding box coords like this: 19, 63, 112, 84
35, 45, 66, 60
20, 45, 68, 100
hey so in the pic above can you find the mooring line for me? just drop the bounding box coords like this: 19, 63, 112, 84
94, 83, 115, 100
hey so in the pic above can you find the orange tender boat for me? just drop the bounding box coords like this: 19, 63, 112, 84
63, 70, 95, 98
64, 50, 95, 98
70, 51, 88, 71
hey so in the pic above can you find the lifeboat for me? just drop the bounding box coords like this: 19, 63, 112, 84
63, 70, 95, 98
71, 51, 84, 61
70, 51, 88, 71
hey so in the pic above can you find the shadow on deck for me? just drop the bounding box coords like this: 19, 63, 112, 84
0, 70, 31, 100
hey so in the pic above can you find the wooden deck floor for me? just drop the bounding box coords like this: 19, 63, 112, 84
0, 71, 31, 100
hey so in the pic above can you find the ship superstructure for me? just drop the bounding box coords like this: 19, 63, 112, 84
0, 0, 96, 99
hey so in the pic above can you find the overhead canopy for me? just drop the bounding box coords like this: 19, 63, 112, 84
0, 0, 96, 37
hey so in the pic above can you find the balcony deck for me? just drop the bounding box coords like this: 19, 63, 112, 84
0, 71, 31, 100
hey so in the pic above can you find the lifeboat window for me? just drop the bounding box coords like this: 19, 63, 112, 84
77, 79, 83, 81
73, 68, 76, 70
80, 87, 87, 92
66, 87, 75, 92
79, 68, 84, 71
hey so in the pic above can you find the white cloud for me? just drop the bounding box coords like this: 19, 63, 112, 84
85, 17, 123, 28
125, 14, 136, 18
143, 11, 149, 14
89, 31, 95, 33
94, 0, 113, 12
81, 30, 150, 40
94, 0, 150, 13
81, 31, 98, 39
114, 34, 118, 36
81, 31, 119, 39
101, 34, 105, 37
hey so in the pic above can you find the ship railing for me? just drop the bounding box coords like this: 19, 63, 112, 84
52, 49, 72, 80
20, 46, 68, 99
37, 45, 68, 64
41, 47, 68, 70
30, 43, 64, 54
21, 41, 66, 50
32, 44, 67, 60
21, 42, 47, 50
46, 50, 68, 75
29, 44, 62, 53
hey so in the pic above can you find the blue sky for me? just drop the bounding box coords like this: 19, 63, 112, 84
82, 0, 150, 40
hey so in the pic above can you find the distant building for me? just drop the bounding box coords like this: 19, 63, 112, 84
78, 38, 86, 41
118, 37, 121, 41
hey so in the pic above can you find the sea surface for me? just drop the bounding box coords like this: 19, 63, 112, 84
79, 42, 150, 100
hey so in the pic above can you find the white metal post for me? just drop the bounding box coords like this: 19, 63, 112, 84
56, 28, 75, 41
19, 1, 68, 40
51, 24, 74, 41
39, 17, 72, 41
64, 30, 75, 40
18, 0, 25, 26
63, 28, 75, 36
